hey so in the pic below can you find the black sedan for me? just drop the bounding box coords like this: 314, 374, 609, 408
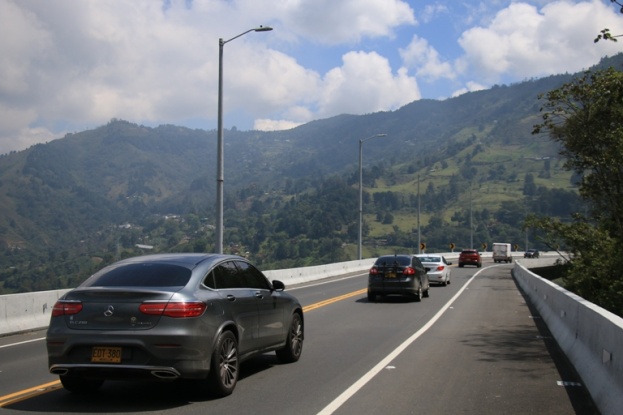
46, 253, 304, 397
367, 254, 430, 302
524, 249, 540, 258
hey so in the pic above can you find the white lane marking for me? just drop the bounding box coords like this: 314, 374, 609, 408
317, 269, 485, 415
0, 337, 45, 349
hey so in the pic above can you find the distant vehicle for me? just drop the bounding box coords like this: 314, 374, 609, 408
524, 249, 540, 258
415, 254, 451, 286
46, 253, 304, 397
492, 242, 513, 263
458, 249, 482, 268
368, 254, 430, 302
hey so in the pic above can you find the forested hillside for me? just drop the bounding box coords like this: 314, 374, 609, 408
2, 53, 621, 294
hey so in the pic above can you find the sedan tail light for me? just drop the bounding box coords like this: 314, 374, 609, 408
139, 301, 207, 318
369, 267, 379, 275
51, 300, 83, 317
437, 266, 445, 271
402, 267, 416, 275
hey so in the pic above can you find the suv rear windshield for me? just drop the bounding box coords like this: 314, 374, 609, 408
83, 263, 192, 287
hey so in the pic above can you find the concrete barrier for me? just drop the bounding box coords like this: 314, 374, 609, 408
513, 259, 623, 415
264, 258, 376, 286
0, 259, 382, 336
0, 254, 458, 336
0, 289, 71, 336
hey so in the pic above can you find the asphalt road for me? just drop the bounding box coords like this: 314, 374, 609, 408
0, 261, 599, 414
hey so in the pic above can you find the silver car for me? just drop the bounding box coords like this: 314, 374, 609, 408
46, 253, 304, 397
415, 254, 452, 286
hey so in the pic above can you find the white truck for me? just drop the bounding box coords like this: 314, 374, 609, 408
492, 242, 513, 263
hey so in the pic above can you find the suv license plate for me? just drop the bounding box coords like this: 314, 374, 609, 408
91, 346, 122, 363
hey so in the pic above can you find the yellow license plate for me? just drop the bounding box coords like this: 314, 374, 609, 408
386, 272, 396, 278
91, 346, 122, 363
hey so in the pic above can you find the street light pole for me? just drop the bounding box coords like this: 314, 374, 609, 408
358, 133, 387, 260
470, 184, 473, 249
417, 174, 421, 254
216, 26, 272, 254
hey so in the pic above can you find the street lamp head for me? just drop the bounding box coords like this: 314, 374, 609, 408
360, 133, 387, 144
254, 26, 273, 32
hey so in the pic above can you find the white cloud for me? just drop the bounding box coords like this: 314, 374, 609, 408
317, 51, 420, 118
419, 3, 449, 24
254, 119, 303, 131
458, 1, 623, 83
0, 0, 420, 154
278, 0, 416, 44
1, 0, 623, 155
451, 81, 488, 98
400, 35, 456, 81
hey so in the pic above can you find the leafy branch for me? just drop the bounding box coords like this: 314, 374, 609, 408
595, 1, 623, 42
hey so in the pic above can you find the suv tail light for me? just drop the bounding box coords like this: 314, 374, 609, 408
51, 300, 83, 317
139, 301, 207, 318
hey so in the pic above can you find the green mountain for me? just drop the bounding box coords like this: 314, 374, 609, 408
2, 54, 622, 293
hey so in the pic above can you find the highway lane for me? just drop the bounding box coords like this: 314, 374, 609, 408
0, 260, 598, 414
0, 330, 57, 395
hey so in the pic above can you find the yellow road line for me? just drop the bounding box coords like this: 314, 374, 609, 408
0, 288, 366, 406
303, 288, 367, 312
0, 380, 61, 407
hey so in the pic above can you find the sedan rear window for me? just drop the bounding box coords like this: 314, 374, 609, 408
418, 257, 440, 262
375, 256, 411, 266
83, 263, 192, 287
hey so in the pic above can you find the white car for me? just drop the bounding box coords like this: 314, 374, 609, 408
415, 254, 452, 286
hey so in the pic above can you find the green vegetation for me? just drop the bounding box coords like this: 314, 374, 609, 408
5, 55, 623, 297
529, 67, 623, 317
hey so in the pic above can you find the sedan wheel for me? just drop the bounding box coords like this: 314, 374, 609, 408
414, 287, 422, 302
209, 330, 239, 397
276, 313, 304, 363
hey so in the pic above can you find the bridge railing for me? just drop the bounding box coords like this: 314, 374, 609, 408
513, 259, 623, 415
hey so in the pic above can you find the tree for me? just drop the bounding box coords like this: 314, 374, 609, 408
531, 67, 623, 316
534, 68, 623, 236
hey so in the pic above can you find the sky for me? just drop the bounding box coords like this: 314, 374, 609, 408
1, 0, 623, 155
